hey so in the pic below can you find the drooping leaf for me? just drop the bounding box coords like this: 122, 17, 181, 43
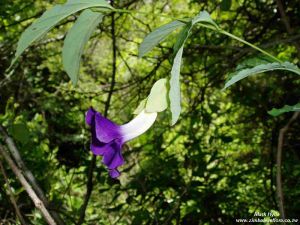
169, 47, 184, 125
62, 9, 103, 85
139, 20, 185, 58
146, 78, 168, 113
223, 62, 300, 89
168, 11, 218, 125
169, 23, 193, 125
133, 99, 147, 115
10, 0, 112, 67
268, 103, 300, 116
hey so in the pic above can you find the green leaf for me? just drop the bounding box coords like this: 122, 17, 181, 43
10, 0, 112, 67
10, 123, 30, 144
146, 78, 168, 113
139, 20, 185, 58
133, 99, 147, 115
168, 11, 218, 125
223, 62, 300, 89
268, 103, 300, 116
169, 23, 193, 125
169, 47, 184, 125
62, 9, 103, 85
192, 10, 219, 28
220, 0, 232, 11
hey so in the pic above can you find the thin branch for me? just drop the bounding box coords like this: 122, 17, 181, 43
0, 125, 47, 201
0, 159, 28, 225
276, 112, 299, 220
0, 145, 57, 225
0, 125, 65, 225
76, 155, 96, 225
76, 1, 118, 224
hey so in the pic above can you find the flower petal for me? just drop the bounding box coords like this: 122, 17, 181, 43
120, 110, 157, 142
102, 140, 124, 169
95, 112, 121, 143
90, 137, 108, 155
86, 107, 96, 126
109, 169, 120, 178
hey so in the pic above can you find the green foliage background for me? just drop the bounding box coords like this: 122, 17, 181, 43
0, 0, 300, 224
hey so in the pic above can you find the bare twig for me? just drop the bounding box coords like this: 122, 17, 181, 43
276, 112, 299, 220
0, 125, 64, 225
0, 145, 57, 225
0, 159, 28, 225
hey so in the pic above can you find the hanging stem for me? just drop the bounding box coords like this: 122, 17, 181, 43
219, 30, 282, 63
197, 23, 282, 63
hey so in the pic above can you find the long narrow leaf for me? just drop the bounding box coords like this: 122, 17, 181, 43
62, 9, 103, 85
10, 0, 112, 67
223, 62, 300, 89
268, 103, 300, 116
169, 23, 192, 125
170, 47, 184, 125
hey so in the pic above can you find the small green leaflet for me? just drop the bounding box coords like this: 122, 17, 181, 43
268, 103, 300, 117
10, 0, 112, 67
138, 20, 185, 58
223, 62, 300, 90
145, 78, 168, 113
62, 9, 103, 85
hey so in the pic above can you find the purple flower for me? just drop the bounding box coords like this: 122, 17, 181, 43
86, 107, 157, 178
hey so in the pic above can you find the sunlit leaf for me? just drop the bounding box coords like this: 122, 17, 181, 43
268, 103, 300, 116
139, 20, 185, 58
62, 9, 103, 85
169, 11, 218, 125
10, 0, 112, 67
223, 62, 300, 89
146, 78, 168, 113
170, 47, 184, 125
169, 23, 193, 125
